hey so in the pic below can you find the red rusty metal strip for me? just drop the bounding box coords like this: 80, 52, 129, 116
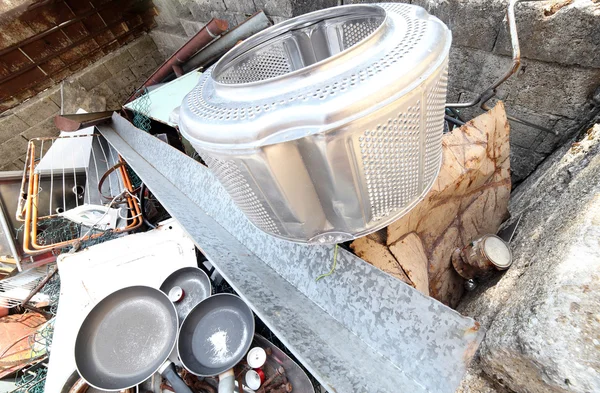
125, 18, 228, 103
0, 8, 151, 86
2, 22, 149, 103
0, 0, 141, 57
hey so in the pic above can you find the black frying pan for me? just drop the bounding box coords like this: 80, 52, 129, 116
74, 286, 193, 393
178, 294, 254, 393
160, 266, 211, 325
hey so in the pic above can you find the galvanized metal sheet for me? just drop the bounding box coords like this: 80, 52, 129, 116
100, 114, 485, 393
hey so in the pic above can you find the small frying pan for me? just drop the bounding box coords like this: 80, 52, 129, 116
160, 267, 211, 324
178, 294, 255, 393
74, 286, 193, 393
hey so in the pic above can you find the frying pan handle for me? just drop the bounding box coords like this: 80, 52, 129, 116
218, 369, 235, 393
159, 361, 194, 393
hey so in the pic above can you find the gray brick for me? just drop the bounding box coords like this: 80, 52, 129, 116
77, 63, 113, 91
494, 0, 600, 69
103, 49, 135, 76
0, 159, 25, 172
188, 0, 226, 21
533, 117, 579, 155
448, 46, 489, 93
46, 86, 62, 108
253, 0, 292, 18
223, 0, 256, 14
270, 16, 287, 25
506, 106, 560, 150
129, 54, 158, 79
105, 68, 138, 95
14, 97, 60, 128
0, 135, 28, 168
21, 116, 59, 140
0, 114, 29, 144
510, 144, 546, 183
180, 19, 206, 38
128, 35, 159, 60
412, 0, 506, 52
458, 49, 600, 119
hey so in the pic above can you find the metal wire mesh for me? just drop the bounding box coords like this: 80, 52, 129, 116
131, 88, 152, 132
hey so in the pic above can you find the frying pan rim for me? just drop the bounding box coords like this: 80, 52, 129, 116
177, 293, 255, 377
74, 285, 179, 391
159, 266, 212, 298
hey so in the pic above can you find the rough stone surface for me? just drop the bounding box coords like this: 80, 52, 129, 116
103, 50, 135, 76
13, 97, 59, 128
494, 0, 600, 69
458, 124, 600, 393
1, 35, 158, 163
0, 114, 28, 144
20, 116, 59, 140
0, 135, 28, 168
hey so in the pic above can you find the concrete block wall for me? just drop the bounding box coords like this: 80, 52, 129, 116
0, 34, 165, 171
149, 0, 600, 183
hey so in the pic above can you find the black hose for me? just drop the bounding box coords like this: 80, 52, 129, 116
139, 183, 157, 229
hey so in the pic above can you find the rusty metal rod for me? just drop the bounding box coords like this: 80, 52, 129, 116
126, 18, 228, 102
182, 11, 271, 73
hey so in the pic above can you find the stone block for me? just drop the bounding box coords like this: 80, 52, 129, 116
476, 54, 600, 119
412, 0, 507, 52
0, 114, 29, 144
494, 0, 600, 69
506, 105, 561, 150
533, 117, 580, 155
13, 97, 60, 128
510, 144, 545, 183
180, 19, 206, 37
76, 63, 113, 91
459, 124, 600, 393
0, 159, 25, 172
0, 135, 28, 168
105, 68, 138, 95
153, 0, 192, 26
21, 116, 59, 140
188, 0, 226, 21
223, 0, 256, 14
103, 49, 135, 76
60, 80, 108, 114
129, 54, 158, 79
270, 15, 287, 25
448, 46, 489, 93
254, 0, 337, 18
127, 35, 159, 60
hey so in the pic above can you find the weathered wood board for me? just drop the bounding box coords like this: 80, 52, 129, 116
351, 102, 511, 307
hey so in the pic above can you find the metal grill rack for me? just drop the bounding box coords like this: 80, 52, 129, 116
17, 134, 141, 254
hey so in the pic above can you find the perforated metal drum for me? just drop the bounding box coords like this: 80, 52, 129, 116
179, 3, 451, 244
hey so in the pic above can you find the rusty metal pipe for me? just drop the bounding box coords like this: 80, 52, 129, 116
182, 12, 271, 73
132, 18, 228, 95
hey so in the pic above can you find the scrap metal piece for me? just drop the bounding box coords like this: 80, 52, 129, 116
54, 111, 115, 132
100, 114, 485, 393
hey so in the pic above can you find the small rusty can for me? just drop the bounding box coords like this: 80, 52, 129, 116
452, 234, 512, 279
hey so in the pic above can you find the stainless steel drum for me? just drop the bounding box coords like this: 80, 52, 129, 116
179, 3, 451, 244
